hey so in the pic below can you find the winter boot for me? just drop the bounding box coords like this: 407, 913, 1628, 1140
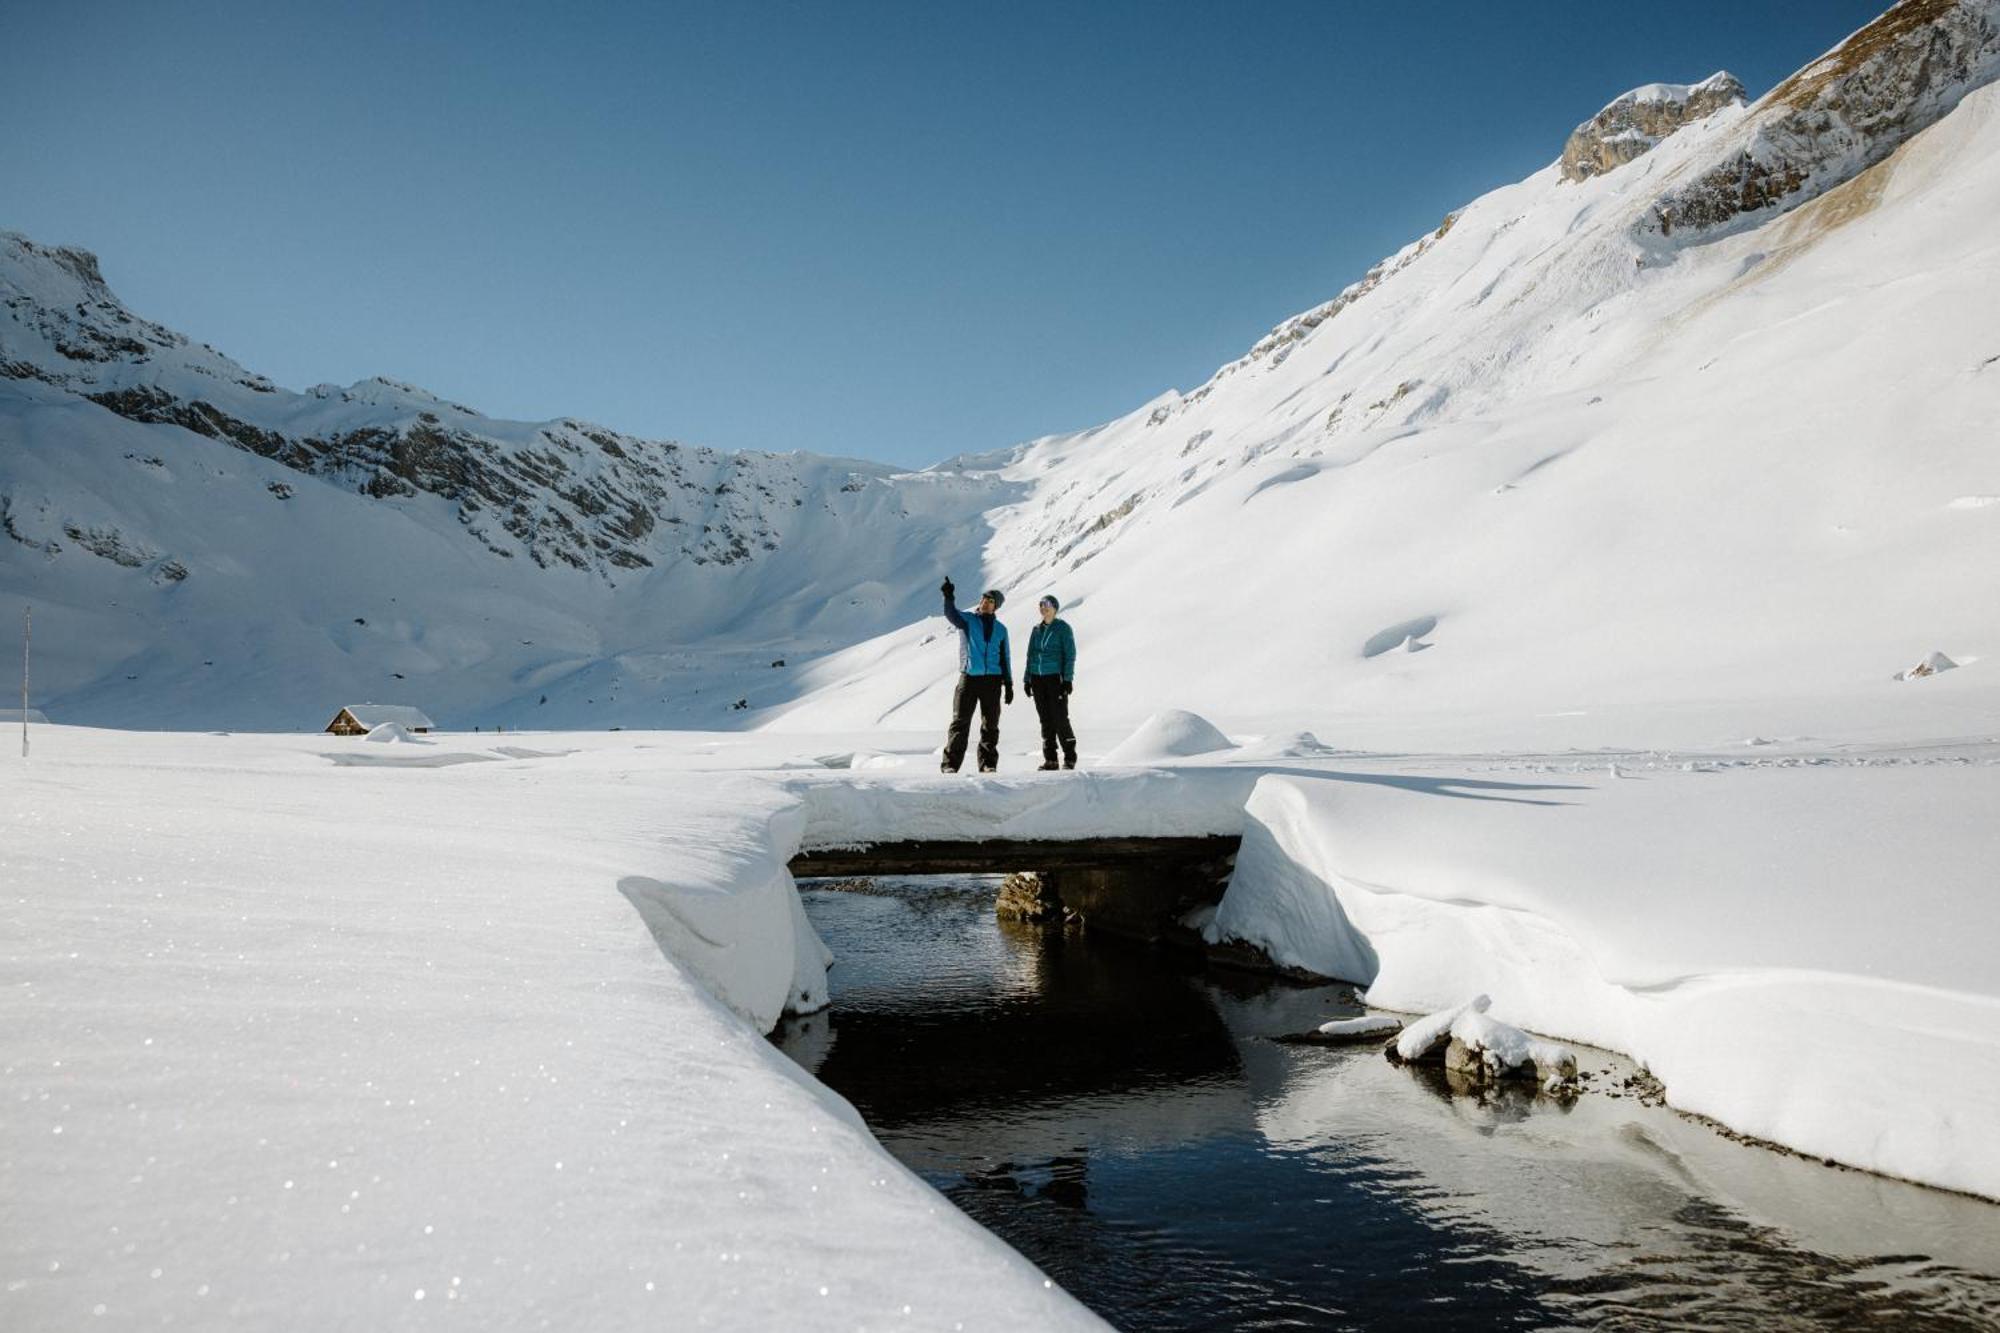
1037, 759, 1059, 771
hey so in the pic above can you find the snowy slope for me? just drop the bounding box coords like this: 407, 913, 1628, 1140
6, 0, 2000, 747
1209, 758, 2000, 1199
776, 0, 2000, 746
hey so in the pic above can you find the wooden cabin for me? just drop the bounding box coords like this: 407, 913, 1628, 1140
326, 704, 435, 736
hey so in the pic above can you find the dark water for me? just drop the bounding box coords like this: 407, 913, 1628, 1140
773, 878, 2000, 1332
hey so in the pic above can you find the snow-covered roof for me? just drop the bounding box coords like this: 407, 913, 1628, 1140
334, 704, 435, 730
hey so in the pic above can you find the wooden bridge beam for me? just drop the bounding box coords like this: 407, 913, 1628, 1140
786, 835, 1239, 879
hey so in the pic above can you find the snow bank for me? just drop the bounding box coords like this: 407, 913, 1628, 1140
1209, 764, 2000, 1201
0, 729, 1100, 1332
1101, 710, 1236, 765
363, 721, 414, 742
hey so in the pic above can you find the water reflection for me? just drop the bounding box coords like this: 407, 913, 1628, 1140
774, 878, 2000, 1331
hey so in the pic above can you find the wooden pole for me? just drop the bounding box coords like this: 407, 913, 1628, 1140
20, 605, 28, 760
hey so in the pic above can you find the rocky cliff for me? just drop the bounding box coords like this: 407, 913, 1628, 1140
1647, 0, 2000, 234
1559, 73, 1747, 183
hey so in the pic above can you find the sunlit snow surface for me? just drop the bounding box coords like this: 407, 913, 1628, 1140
4, 722, 1998, 1329
0, 728, 1098, 1331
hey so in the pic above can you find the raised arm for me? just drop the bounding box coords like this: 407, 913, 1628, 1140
940, 579, 968, 631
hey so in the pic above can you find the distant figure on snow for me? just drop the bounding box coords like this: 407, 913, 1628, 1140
938, 577, 1013, 773
1024, 595, 1077, 770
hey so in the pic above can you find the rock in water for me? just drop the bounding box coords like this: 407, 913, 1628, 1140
1443, 1010, 1580, 1091
995, 872, 1059, 922
1387, 994, 1492, 1065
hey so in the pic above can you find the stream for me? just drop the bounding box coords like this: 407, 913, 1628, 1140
772, 877, 2000, 1331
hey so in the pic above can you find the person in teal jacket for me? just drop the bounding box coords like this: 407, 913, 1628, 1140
1023, 594, 1077, 770
938, 576, 1013, 773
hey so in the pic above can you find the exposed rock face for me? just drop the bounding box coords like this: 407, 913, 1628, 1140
1559, 72, 1748, 182
1648, 0, 2000, 235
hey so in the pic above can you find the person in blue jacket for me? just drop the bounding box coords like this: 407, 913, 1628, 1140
1023, 594, 1077, 770
938, 576, 1013, 773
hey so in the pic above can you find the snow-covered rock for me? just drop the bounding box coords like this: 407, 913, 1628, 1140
1391, 994, 1492, 1063
1443, 1009, 1580, 1090
1560, 71, 1747, 182
1897, 649, 1960, 679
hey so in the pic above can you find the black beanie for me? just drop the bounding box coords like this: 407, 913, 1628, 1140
982, 589, 1005, 608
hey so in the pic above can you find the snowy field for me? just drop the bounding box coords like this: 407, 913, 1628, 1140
5, 718, 1998, 1330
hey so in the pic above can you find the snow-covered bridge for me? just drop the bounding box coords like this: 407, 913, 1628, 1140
781, 768, 1263, 938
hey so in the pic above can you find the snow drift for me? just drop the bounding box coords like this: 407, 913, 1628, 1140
1207, 762, 2000, 1201
1101, 709, 1236, 764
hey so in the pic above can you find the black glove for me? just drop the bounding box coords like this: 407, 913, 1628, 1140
940, 576, 955, 601
1023, 678, 1035, 698
1063, 680, 1073, 697
1004, 683, 1014, 706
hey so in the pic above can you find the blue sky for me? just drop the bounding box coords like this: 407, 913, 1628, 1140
4, 1, 1887, 467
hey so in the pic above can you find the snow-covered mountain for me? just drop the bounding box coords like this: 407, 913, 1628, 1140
5, 0, 1999, 741
0, 235, 1019, 728
771, 0, 2000, 745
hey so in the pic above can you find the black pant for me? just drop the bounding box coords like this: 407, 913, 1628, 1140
943, 674, 1004, 771
1027, 674, 1076, 765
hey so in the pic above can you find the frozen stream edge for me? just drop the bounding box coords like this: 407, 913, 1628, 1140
5, 728, 1998, 1333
